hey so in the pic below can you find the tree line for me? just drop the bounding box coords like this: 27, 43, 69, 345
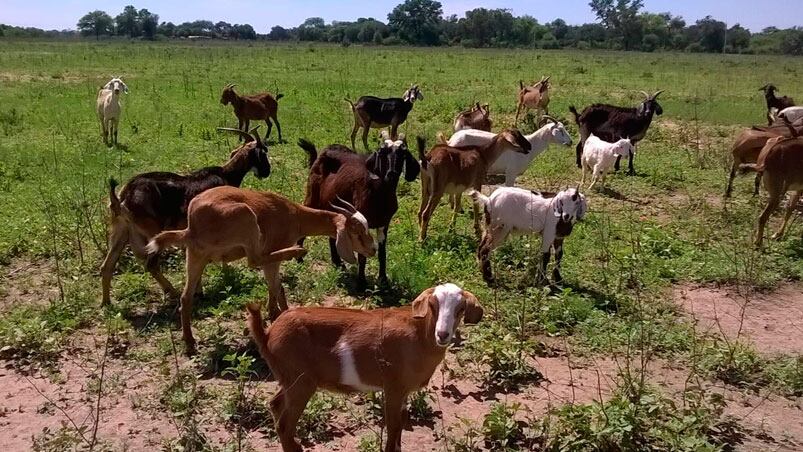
1, 0, 801, 55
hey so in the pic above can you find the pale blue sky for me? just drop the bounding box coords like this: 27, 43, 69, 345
2, 0, 800, 33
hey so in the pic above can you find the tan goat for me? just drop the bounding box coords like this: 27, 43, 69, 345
416, 130, 531, 241
146, 186, 377, 354
724, 122, 803, 197
514, 76, 550, 125
246, 283, 483, 452
740, 132, 803, 247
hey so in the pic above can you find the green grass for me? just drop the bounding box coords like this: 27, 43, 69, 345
1, 39, 803, 450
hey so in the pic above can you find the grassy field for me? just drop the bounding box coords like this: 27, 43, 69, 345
1, 40, 802, 451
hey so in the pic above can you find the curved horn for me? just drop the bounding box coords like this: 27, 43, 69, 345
652, 90, 664, 98
639, 90, 650, 99
542, 75, 551, 83
334, 195, 358, 214
217, 127, 254, 143
249, 126, 263, 146
542, 115, 558, 124
329, 202, 352, 217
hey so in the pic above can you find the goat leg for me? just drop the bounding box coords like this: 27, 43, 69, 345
753, 173, 761, 196
575, 142, 583, 168
274, 117, 284, 143
378, 226, 389, 285
772, 190, 801, 240
383, 390, 408, 452
626, 152, 635, 176
478, 236, 495, 286
551, 238, 565, 285
536, 251, 551, 286
357, 254, 367, 289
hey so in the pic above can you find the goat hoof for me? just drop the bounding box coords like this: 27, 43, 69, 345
184, 342, 197, 356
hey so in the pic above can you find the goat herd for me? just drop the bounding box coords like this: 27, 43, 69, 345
95, 75, 800, 452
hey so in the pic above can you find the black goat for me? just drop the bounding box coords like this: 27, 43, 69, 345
298, 131, 420, 286
570, 90, 664, 175
345, 84, 423, 151
100, 127, 271, 305
760, 84, 795, 126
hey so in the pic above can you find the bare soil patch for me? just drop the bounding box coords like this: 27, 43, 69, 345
0, 258, 61, 313
675, 283, 803, 355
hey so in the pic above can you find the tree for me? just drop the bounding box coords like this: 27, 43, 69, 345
157, 21, 175, 37
268, 25, 291, 40
696, 16, 726, 52
139, 9, 159, 40
115, 5, 140, 37
233, 24, 256, 40
589, 0, 644, 50
215, 21, 233, 38
779, 28, 803, 55
727, 24, 751, 52
387, 0, 443, 45
77, 10, 114, 40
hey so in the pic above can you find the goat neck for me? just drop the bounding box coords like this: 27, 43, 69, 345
295, 206, 342, 239
220, 148, 254, 186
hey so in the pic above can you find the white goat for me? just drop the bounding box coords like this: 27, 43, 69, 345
470, 187, 587, 285
96, 77, 128, 146
580, 134, 635, 191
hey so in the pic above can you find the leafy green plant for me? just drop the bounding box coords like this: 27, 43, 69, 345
482, 402, 525, 450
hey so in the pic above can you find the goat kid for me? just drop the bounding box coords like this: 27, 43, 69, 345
346, 84, 423, 151
96, 77, 128, 146
580, 135, 635, 191
417, 129, 531, 241
146, 186, 376, 354
299, 130, 419, 286
221, 83, 284, 143
471, 188, 587, 286
101, 127, 270, 306
247, 283, 483, 452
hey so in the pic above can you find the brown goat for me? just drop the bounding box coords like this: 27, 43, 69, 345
221, 83, 284, 143
146, 186, 376, 354
453, 103, 491, 132
514, 76, 550, 125
725, 122, 803, 197
416, 129, 531, 241
740, 131, 803, 247
246, 283, 483, 452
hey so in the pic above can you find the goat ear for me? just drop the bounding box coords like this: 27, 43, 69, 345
335, 221, 357, 265
411, 289, 435, 319
577, 198, 588, 220
403, 150, 421, 182
462, 290, 483, 325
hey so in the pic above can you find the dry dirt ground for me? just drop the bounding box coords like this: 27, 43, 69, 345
1, 260, 802, 451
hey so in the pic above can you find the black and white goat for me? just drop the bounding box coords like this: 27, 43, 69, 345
346, 85, 423, 151
470, 187, 587, 286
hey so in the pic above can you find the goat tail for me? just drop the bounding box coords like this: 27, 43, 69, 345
275, 93, 284, 101
344, 98, 356, 111
146, 229, 188, 256
467, 189, 490, 208
435, 131, 447, 145
245, 303, 271, 364
108, 178, 122, 217
519, 80, 524, 90
297, 138, 318, 168
739, 163, 764, 175
416, 136, 428, 170
569, 106, 580, 124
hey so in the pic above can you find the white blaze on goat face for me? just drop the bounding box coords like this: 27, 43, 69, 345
336, 341, 382, 392
433, 283, 464, 347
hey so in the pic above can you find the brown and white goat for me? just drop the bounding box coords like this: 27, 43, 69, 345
101, 127, 270, 306
221, 83, 284, 143
246, 283, 483, 452
417, 129, 531, 241
514, 76, 550, 125
146, 186, 376, 354
724, 122, 803, 197
454, 103, 491, 132
740, 126, 803, 247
